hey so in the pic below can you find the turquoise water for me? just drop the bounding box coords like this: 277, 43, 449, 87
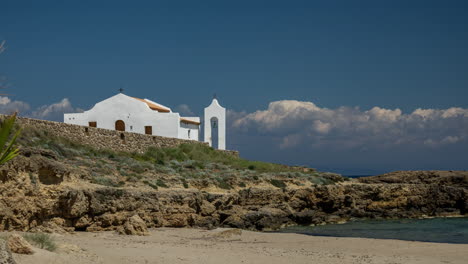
279, 217, 468, 244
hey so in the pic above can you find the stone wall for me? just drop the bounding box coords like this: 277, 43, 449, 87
7, 115, 239, 156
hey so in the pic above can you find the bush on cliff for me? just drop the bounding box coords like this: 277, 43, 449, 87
134, 143, 299, 173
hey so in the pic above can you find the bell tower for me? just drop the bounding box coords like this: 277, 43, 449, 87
204, 96, 226, 150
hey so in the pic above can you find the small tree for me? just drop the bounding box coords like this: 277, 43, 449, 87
0, 113, 21, 165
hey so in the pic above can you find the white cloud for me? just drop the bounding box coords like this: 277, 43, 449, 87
442, 136, 460, 144
231, 100, 468, 149
31, 98, 75, 121
0, 96, 81, 121
367, 107, 402, 122
175, 104, 195, 116
441, 107, 468, 118
0, 97, 11, 105
0, 96, 30, 114
313, 120, 331, 134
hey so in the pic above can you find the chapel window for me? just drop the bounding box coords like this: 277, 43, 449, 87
145, 126, 152, 135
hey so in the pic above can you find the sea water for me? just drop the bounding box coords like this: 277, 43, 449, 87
279, 217, 468, 244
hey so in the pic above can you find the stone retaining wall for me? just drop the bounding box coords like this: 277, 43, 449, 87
5, 115, 239, 157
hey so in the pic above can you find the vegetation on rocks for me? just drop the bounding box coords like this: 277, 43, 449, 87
15, 124, 344, 190
22, 233, 56, 251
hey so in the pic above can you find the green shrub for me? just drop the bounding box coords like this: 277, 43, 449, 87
309, 176, 334, 185
92, 176, 122, 187
126, 173, 143, 182
29, 172, 37, 185
144, 180, 158, 189
216, 178, 232, 190
182, 178, 189, 188
156, 179, 168, 188
23, 233, 57, 251
269, 179, 286, 189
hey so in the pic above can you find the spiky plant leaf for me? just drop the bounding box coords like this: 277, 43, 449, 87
0, 113, 21, 165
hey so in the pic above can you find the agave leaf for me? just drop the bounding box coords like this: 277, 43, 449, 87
0, 127, 21, 164
0, 113, 16, 151
0, 113, 21, 165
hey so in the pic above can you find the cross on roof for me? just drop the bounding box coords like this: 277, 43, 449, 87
119, 87, 124, 93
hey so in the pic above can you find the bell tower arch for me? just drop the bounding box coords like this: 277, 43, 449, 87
204, 97, 226, 150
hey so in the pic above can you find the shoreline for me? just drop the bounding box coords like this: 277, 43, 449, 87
274, 213, 468, 230
9, 228, 468, 264
275, 216, 468, 245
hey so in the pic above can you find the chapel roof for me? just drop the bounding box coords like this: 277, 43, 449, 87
132, 97, 171, 113
180, 118, 201, 125
130, 95, 200, 125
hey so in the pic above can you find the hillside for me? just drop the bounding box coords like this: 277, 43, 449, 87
0, 122, 466, 233
14, 124, 344, 191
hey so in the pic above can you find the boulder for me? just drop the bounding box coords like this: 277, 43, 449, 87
165, 214, 188, 227
60, 190, 89, 218
200, 201, 216, 216
7, 234, 34, 255
118, 215, 149, 236
0, 239, 16, 264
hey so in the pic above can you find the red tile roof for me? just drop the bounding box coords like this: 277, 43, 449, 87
132, 97, 171, 113
180, 118, 200, 125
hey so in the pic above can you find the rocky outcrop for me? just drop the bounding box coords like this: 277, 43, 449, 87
0, 143, 466, 232
117, 215, 149, 236
7, 234, 34, 255
358, 170, 468, 188
0, 240, 16, 264
0, 177, 466, 232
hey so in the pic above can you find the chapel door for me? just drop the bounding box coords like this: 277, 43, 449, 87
115, 120, 125, 131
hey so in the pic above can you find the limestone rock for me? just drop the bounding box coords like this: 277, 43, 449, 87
118, 215, 149, 236
75, 215, 91, 230
29, 219, 73, 234
165, 214, 188, 227
7, 234, 34, 255
358, 170, 468, 188
60, 190, 89, 218
200, 200, 216, 216
0, 239, 16, 264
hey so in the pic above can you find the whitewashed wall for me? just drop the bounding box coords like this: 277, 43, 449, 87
64, 93, 200, 139
178, 118, 200, 141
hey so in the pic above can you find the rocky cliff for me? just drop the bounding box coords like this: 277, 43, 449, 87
0, 144, 466, 232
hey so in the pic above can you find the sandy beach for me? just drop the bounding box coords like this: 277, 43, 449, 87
10, 228, 468, 264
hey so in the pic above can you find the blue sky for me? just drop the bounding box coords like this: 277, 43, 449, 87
1, 0, 467, 174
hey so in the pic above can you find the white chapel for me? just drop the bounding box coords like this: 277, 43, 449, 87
64, 93, 226, 150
